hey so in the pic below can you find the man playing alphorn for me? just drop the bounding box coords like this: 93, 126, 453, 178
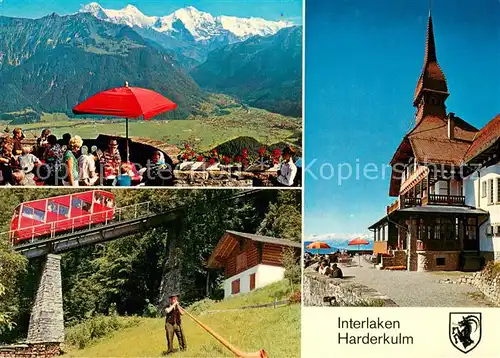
165, 293, 187, 354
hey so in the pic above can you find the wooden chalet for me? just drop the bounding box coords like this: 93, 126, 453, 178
369, 11, 491, 272
207, 231, 301, 298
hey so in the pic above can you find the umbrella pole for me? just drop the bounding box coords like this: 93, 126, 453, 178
126, 117, 129, 162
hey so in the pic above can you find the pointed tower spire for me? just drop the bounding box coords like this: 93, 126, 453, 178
424, 9, 437, 63
413, 8, 449, 123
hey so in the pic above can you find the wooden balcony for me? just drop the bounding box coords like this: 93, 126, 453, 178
387, 194, 465, 215
425, 194, 465, 206
386, 200, 400, 215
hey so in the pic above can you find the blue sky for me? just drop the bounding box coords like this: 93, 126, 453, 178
305, 0, 500, 239
0, 0, 302, 23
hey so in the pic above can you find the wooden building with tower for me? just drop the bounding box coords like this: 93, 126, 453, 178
368, 10, 495, 272
207, 231, 301, 298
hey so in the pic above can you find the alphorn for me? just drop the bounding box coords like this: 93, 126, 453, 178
179, 306, 268, 358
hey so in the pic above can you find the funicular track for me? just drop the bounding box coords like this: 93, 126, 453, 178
7, 189, 263, 259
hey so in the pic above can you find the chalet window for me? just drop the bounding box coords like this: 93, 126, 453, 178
487, 226, 493, 237
434, 219, 441, 240
236, 252, 247, 272
438, 181, 448, 196
482, 181, 487, 198
489, 179, 494, 204
231, 279, 240, 295
495, 226, 500, 237
466, 218, 477, 241
250, 273, 256, 291
436, 257, 446, 266
497, 178, 500, 203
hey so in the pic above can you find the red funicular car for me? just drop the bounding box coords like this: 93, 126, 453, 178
10, 190, 116, 245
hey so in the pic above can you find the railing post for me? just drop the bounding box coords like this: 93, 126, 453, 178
135, 204, 137, 219
147, 202, 150, 215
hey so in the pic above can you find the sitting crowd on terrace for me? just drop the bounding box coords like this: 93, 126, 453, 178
0, 128, 300, 187
304, 251, 344, 278
0, 128, 171, 187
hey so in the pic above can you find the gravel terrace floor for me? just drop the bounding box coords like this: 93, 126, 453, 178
340, 257, 495, 307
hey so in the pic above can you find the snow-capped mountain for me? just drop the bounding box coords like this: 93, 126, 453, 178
80, 3, 293, 42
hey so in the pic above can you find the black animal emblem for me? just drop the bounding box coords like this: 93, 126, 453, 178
449, 313, 481, 354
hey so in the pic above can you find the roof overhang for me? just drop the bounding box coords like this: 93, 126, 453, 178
206, 231, 300, 269
368, 205, 488, 230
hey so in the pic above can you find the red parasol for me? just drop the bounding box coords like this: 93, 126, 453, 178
348, 238, 370, 267
72, 82, 177, 160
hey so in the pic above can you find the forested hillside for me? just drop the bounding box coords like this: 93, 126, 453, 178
0, 189, 301, 343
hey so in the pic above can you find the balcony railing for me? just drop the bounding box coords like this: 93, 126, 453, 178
427, 194, 465, 206
387, 194, 465, 214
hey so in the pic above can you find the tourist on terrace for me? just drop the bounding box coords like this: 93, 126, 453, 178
58, 133, 71, 149
12, 128, 24, 156
78, 146, 100, 186
113, 164, 132, 187
0, 140, 24, 185
101, 139, 121, 177
276, 146, 298, 186
19, 145, 41, 186
43, 135, 64, 185
144, 151, 170, 186
62, 135, 83, 186
330, 263, 343, 279
36, 129, 51, 158
318, 261, 332, 276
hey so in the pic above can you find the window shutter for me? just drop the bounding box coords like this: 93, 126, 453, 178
250, 273, 256, 291
231, 279, 240, 295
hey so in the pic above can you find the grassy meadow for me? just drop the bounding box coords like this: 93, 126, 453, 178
64, 281, 300, 357
1, 107, 301, 152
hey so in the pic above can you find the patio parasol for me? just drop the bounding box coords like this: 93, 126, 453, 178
72, 82, 177, 161
348, 238, 370, 267
306, 241, 332, 255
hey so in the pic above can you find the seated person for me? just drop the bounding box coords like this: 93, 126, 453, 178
101, 139, 121, 177
78, 146, 100, 186
275, 146, 298, 187
318, 261, 332, 276
42, 135, 63, 185
330, 263, 344, 279
0, 142, 24, 185
113, 164, 133, 187
144, 151, 172, 186
36, 129, 51, 158
19, 146, 41, 186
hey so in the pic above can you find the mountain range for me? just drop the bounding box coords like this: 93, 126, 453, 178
191, 26, 302, 117
80, 3, 293, 65
0, 13, 206, 118
0, 4, 302, 119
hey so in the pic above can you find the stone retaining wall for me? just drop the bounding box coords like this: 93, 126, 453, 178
0, 343, 60, 357
470, 264, 500, 305
303, 269, 397, 307
417, 251, 459, 271
379, 250, 407, 269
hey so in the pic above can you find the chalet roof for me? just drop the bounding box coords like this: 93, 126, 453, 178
463, 114, 500, 163
206, 231, 300, 269
225, 231, 301, 248
398, 205, 487, 215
